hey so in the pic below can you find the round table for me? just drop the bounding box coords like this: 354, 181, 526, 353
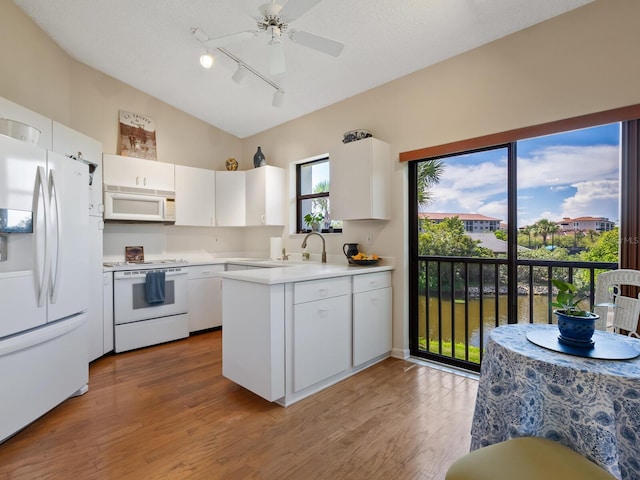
470, 324, 640, 480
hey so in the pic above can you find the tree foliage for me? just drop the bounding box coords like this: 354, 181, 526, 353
579, 227, 619, 263
418, 217, 493, 257
417, 160, 445, 207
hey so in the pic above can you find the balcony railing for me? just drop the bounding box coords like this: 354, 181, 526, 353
414, 256, 617, 372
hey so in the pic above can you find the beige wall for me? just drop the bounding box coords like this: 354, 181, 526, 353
245, 0, 640, 356
2, 0, 639, 356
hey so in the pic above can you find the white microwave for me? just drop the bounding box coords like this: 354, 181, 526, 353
104, 186, 176, 223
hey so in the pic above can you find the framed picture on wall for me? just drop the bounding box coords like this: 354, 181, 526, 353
125, 246, 145, 263
119, 110, 157, 160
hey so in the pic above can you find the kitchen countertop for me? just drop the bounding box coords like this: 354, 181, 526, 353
219, 262, 393, 285
101, 256, 394, 281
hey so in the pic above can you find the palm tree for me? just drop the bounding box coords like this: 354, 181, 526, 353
417, 159, 445, 207
532, 219, 557, 246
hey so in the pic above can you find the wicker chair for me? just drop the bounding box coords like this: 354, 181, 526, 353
593, 269, 640, 337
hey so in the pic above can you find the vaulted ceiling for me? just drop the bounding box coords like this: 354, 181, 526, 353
14, 0, 593, 138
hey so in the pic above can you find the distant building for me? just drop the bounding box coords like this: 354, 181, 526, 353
419, 212, 502, 233
557, 216, 615, 232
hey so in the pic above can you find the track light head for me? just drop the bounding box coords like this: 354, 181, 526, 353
232, 64, 249, 84
272, 89, 284, 107
199, 52, 214, 69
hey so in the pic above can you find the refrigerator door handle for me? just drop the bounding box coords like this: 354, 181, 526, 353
49, 169, 62, 304
33, 166, 50, 307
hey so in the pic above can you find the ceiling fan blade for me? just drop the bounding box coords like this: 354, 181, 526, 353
289, 30, 344, 57
278, 0, 324, 22
203, 30, 258, 49
269, 40, 286, 75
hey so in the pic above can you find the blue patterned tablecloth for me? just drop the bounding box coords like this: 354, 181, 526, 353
470, 324, 640, 480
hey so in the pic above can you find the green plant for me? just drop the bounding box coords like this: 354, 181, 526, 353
303, 212, 324, 227
551, 279, 591, 317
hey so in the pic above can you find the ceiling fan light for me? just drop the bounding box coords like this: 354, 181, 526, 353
199, 53, 214, 69
268, 40, 286, 75
272, 89, 284, 108
232, 64, 249, 84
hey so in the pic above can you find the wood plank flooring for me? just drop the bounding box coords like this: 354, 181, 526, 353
0, 331, 478, 480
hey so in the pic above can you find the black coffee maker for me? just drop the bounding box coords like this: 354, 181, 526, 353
343, 243, 359, 263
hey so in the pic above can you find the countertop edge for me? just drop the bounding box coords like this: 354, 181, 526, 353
219, 264, 394, 284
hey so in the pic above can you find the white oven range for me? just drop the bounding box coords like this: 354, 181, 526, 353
105, 260, 189, 352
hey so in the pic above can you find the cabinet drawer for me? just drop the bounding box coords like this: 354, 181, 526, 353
187, 264, 224, 279
353, 271, 391, 293
294, 276, 351, 304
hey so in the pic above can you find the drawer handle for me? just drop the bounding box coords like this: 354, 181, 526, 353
370, 297, 378, 305
369, 281, 378, 288
318, 288, 328, 297
318, 307, 329, 317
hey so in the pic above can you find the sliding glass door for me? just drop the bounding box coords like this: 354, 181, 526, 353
409, 123, 620, 371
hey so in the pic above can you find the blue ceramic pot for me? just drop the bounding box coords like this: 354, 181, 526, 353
555, 310, 599, 347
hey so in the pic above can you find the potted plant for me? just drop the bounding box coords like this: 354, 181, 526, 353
303, 212, 324, 232
551, 278, 599, 347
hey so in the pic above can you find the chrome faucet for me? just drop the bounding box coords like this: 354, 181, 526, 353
301, 232, 327, 263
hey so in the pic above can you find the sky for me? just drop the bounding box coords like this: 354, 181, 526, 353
424, 123, 620, 228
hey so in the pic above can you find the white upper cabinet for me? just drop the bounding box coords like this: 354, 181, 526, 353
245, 165, 285, 226
175, 165, 216, 227
52, 121, 103, 216
215, 171, 246, 226
103, 153, 174, 192
330, 137, 391, 220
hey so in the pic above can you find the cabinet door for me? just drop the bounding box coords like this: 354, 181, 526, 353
246, 166, 285, 225
330, 137, 390, 220
215, 171, 245, 226
293, 295, 351, 392
353, 287, 392, 366
103, 154, 174, 191
144, 160, 175, 191
187, 264, 224, 332
103, 153, 138, 188
52, 121, 103, 216
175, 165, 216, 226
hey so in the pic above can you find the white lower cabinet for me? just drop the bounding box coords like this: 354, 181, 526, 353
353, 272, 392, 366
221, 270, 391, 406
187, 265, 224, 332
292, 277, 351, 392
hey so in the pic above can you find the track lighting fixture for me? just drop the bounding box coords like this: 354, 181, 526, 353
193, 29, 285, 108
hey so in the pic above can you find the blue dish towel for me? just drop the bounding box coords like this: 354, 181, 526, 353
145, 271, 166, 305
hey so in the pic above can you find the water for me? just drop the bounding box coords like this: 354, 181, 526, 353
419, 294, 554, 348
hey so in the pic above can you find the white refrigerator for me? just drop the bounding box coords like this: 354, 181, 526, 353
0, 133, 89, 443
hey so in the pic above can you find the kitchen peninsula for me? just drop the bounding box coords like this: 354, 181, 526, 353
220, 262, 393, 406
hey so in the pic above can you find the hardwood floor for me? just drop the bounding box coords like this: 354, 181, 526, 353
0, 331, 478, 480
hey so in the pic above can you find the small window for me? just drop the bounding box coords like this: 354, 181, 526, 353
296, 158, 341, 233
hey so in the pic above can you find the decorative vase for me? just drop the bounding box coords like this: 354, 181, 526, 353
555, 310, 599, 347
253, 146, 266, 168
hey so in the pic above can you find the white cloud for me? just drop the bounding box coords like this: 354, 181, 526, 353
425, 144, 619, 224
561, 179, 619, 220
518, 145, 618, 189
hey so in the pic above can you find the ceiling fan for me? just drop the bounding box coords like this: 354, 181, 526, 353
195, 0, 344, 75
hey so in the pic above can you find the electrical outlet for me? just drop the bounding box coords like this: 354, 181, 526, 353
366, 233, 373, 244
